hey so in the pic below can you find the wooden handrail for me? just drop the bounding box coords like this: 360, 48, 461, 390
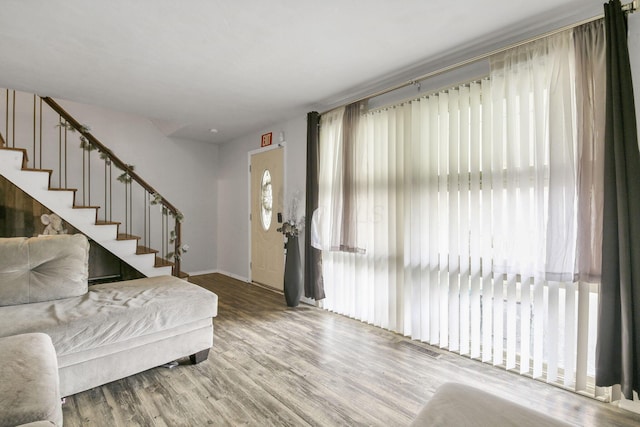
41, 96, 182, 276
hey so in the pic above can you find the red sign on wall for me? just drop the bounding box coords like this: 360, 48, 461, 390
261, 132, 273, 148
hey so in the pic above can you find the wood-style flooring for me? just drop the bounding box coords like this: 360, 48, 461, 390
61, 273, 640, 426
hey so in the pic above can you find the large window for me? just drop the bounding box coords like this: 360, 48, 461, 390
317, 20, 605, 395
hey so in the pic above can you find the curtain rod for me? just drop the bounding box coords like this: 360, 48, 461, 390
321, 0, 637, 115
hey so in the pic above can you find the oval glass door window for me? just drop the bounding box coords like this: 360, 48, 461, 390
260, 169, 273, 230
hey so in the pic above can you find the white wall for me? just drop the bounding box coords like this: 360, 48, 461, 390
216, 115, 307, 281
59, 100, 219, 274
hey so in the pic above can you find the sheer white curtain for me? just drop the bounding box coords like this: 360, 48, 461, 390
318, 22, 605, 393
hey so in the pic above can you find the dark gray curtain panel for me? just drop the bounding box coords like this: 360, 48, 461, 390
304, 111, 325, 300
596, 0, 640, 400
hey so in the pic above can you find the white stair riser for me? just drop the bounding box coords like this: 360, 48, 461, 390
91, 225, 119, 241
0, 150, 24, 169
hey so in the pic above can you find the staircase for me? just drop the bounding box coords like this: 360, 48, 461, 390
0, 90, 184, 278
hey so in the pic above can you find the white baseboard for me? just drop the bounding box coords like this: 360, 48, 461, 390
213, 270, 250, 283
187, 269, 218, 277
188, 269, 250, 283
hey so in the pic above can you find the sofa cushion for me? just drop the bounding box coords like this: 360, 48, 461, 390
0, 333, 63, 427
0, 275, 218, 357
0, 235, 89, 307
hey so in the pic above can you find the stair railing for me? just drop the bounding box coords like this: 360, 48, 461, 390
1, 89, 183, 277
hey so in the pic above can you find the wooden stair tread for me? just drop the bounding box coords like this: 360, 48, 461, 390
153, 256, 188, 279
117, 233, 141, 241
22, 167, 52, 174
49, 187, 77, 192
0, 146, 27, 154
136, 245, 158, 255
155, 257, 174, 268
73, 205, 100, 209
95, 220, 121, 225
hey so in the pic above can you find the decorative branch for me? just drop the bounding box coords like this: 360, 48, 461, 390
116, 164, 135, 183
150, 192, 163, 206
99, 151, 111, 165
278, 190, 305, 238
166, 244, 189, 261
56, 121, 96, 151
56, 121, 90, 133
79, 135, 97, 151
170, 210, 185, 223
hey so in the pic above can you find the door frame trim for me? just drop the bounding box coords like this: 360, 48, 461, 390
247, 142, 287, 283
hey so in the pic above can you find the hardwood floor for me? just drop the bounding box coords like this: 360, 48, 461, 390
62, 273, 640, 426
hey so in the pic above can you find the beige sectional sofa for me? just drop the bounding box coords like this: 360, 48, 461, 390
0, 234, 218, 425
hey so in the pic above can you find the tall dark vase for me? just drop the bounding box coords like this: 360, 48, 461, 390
283, 235, 303, 307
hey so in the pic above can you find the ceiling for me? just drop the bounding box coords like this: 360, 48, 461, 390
0, 0, 606, 144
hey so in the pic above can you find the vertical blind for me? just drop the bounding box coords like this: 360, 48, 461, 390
317, 20, 606, 395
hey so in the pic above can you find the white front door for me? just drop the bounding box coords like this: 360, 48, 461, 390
250, 147, 285, 290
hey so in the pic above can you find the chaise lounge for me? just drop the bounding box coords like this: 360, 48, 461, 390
0, 234, 218, 398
